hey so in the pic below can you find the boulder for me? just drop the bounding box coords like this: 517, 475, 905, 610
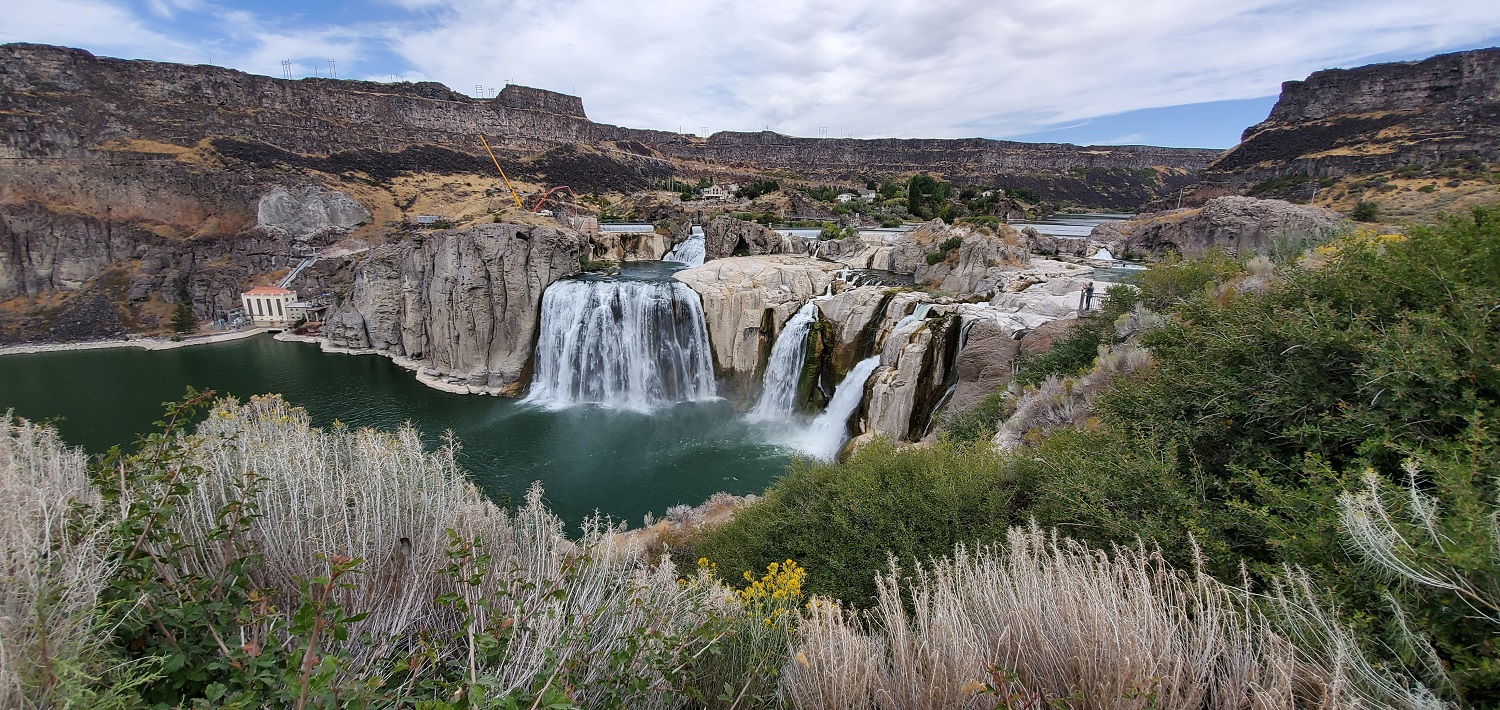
673, 255, 842, 389
1092, 196, 1346, 257
1021, 226, 1089, 257
587, 230, 672, 261
322, 222, 586, 394
703, 216, 787, 260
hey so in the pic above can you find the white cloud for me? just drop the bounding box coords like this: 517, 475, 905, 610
383, 0, 1500, 138
3, 0, 1498, 141
0, 0, 192, 59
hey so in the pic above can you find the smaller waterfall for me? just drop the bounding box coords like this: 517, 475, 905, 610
748, 302, 820, 421
1089, 246, 1115, 261
665, 227, 706, 266
786, 356, 879, 461
894, 302, 934, 331
526, 279, 716, 410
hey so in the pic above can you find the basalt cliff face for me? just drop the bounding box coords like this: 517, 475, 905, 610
1207, 48, 1500, 181
321, 222, 587, 395
0, 42, 1215, 339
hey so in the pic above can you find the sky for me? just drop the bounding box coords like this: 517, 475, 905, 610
3, 1, 1499, 148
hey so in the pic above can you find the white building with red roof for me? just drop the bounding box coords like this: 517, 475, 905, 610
241, 286, 296, 327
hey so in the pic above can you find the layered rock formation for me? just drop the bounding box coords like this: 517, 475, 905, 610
703, 217, 789, 260
321, 222, 587, 394
1091, 196, 1346, 257
587, 230, 672, 262
1204, 48, 1500, 183
672, 256, 841, 390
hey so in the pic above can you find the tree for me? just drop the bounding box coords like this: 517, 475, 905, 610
171, 283, 197, 334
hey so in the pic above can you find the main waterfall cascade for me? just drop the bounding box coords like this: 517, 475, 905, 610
664, 227, 706, 267
525, 275, 716, 411
747, 301, 821, 421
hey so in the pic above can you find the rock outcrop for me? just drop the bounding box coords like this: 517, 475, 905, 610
1091, 196, 1346, 257
587, 230, 672, 262
914, 226, 1030, 295
256, 185, 371, 250
859, 310, 963, 443
1204, 47, 1500, 183
813, 287, 927, 378
322, 222, 587, 394
942, 317, 1076, 415
1021, 226, 1089, 257
703, 217, 788, 261
672, 255, 841, 389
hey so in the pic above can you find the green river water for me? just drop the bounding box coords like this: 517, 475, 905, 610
0, 334, 792, 529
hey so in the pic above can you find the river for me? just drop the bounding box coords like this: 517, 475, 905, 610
0, 333, 791, 530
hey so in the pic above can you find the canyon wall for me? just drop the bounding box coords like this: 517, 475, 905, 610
322, 222, 587, 394
1203, 48, 1500, 183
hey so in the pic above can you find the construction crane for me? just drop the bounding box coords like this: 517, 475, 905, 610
476, 134, 524, 210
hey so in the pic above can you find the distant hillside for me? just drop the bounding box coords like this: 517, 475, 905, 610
1184, 47, 1500, 219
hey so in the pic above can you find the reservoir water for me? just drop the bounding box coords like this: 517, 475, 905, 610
0, 332, 792, 530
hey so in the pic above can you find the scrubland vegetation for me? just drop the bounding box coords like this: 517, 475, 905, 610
3, 207, 1497, 707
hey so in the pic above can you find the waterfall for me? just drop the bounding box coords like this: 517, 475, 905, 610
525, 279, 716, 410
747, 302, 820, 421
1090, 246, 1115, 261
665, 227, 706, 266
785, 356, 879, 460
894, 302, 934, 331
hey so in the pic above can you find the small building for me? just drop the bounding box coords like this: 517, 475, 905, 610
288, 301, 328, 324
836, 192, 859, 203
700, 185, 729, 200
859, 189, 878, 202
412, 215, 441, 225
241, 286, 296, 328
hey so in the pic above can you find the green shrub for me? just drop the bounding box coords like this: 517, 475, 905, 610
1351, 200, 1380, 222
937, 390, 1007, 444
690, 439, 1017, 606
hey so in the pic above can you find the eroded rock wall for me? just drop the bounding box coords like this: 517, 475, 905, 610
323, 222, 586, 394
672, 255, 841, 391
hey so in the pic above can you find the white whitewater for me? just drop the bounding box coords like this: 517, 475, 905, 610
1089, 246, 1116, 261
894, 302, 934, 331
664, 227, 706, 266
785, 355, 880, 461
525, 279, 716, 410
747, 302, 820, 421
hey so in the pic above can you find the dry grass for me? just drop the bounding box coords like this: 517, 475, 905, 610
0, 413, 123, 706
168, 395, 727, 704
994, 342, 1151, 450
782, 526, 1437, 710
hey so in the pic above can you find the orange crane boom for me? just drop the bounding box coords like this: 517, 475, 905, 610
477, 133, 524, 210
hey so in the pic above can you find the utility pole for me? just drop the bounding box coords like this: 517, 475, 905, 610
281, 59, 292, 80
327, 59, 337, 78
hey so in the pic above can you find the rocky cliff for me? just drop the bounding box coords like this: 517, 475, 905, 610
1207, 48, 1500, 182
0, 42, 1221, 342
321, 222, 586, 394
672, 256, 841, 392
